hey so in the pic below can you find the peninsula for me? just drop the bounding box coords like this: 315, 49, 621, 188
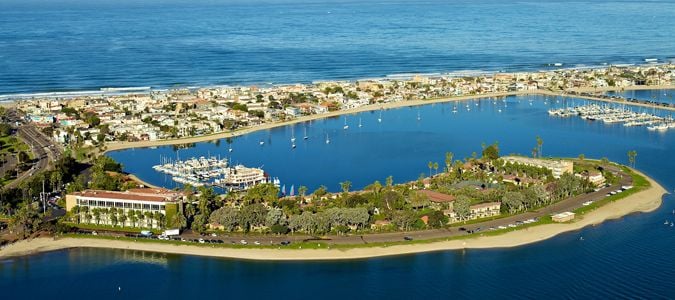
0, 168, 665, 260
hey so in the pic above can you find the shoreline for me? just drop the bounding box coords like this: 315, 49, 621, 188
103, 85, 675, 153
103, 90, 532, 152
1, 170, 667, 261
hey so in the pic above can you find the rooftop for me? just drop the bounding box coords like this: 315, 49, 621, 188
73, 189, 183, 203
418, 190, 456, 203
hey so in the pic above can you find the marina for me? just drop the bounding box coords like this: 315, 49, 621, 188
152, 155, 279, 191
548, 104, 675, 131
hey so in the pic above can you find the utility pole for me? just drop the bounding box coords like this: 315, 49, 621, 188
42, 179, 46, 214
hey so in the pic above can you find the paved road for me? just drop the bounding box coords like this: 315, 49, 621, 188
4, 124, 62, 190
84, 171, 634, 246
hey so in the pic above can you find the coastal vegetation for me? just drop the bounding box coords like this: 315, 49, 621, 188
54, 140, 617, 239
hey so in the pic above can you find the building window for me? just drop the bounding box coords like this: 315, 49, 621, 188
151, 205, 159, 211
142, 204, 151, 210
133, 203, 141, 209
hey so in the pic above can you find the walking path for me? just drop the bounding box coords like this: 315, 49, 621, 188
0, 170, 667, 261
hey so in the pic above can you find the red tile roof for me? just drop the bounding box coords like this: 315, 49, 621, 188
418, 190, 456, 203
73, 189, 182, 203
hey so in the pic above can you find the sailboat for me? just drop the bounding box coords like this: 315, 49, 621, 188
417, 110, 421, 121
358, 117, 363, 128
228, 146, 233, 152
290, 127, 296, 143
259, 140, 265, 146
343, 116, 349, 130
378, 110, 382, 122
452, 105, 458, 113
292, 142, 296, 149
303, 126, 309, 140
325, 133, 330, 144
289, 185, 295, 197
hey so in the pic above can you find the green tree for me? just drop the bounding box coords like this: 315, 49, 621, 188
445, 152, 454, 172
453, 195, 471, 221
482, 143, 500, 160
627, 150, 637, 168
9, 203, 42, 238
339, 181, 352, 194
536, 136, 543, 158
426, 210, 448, 228
385, 176, 393, 188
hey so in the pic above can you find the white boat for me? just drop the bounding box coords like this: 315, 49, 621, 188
259, 141, 264, 146
343, 116, 349, 130
644, 58, 658, 63
303, 127, 309, 139
358, 117, 362, 127
325, 133, 330, 144
378, 110, 382, 122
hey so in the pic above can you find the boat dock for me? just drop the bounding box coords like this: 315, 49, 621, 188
548, 104, 675, 132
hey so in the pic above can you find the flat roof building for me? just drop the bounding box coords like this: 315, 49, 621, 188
65, 188, 184, 228
502, 156, 574, 178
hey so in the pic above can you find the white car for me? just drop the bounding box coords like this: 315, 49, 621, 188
240, 240, 248, 245
198, 238, 205, 244
254, 241, 261, 245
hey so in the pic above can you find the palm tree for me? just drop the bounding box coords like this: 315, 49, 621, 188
428, 161, 433, 177
144, 211, 154, 228
445, 152, 454, 173
339, 181, 352, 194
536, 136, 543, 158
298, 186, 308, 199
385, 176, 393, 188
136, 211, 145, 228
92, 208, 101, 225
70, 205, 80, 223
627, 150, 637, 168
110, 214, 118, 227
119, 214, 128, 227
127, 210, 136, 227
433, 162, 439, 175
153, 212, 163, 229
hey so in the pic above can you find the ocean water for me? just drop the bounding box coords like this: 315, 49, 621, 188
3, 0, 675, 298
4, 94, 675, 298
1, 0, 674, 95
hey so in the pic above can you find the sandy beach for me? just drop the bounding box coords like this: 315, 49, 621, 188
103, 90, 535, 152
1, 171, 666, 261
103, 85, 674, 153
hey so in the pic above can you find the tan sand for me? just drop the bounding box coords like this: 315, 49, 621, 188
1, 171, 666, 261
103, 85, 674, 153
103, 90, 534, 152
